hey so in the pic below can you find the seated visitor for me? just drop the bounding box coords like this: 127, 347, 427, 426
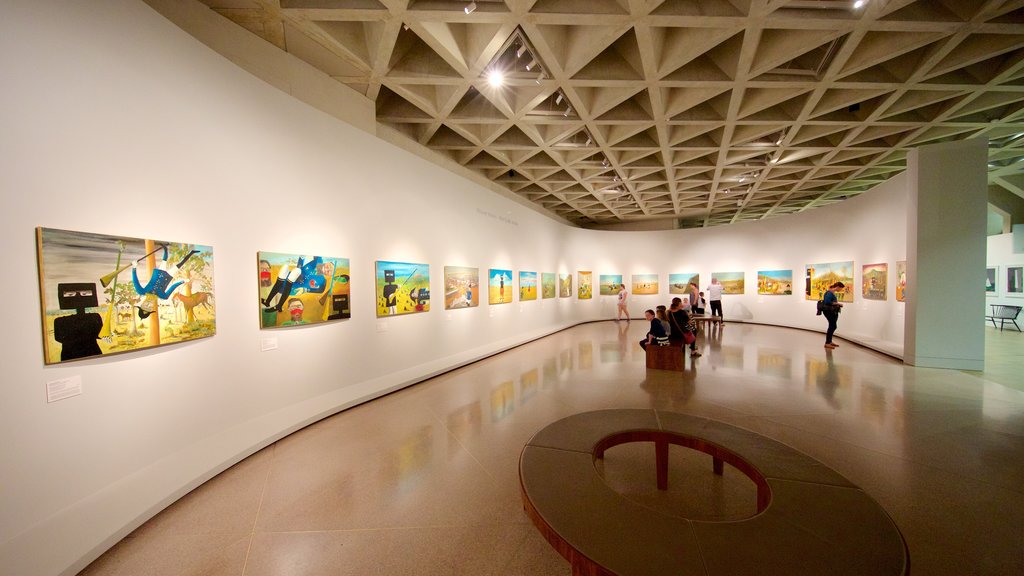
640, 309, 670, 350
669, 297, 702, 358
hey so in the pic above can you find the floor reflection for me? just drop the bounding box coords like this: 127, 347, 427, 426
80, 321, 1024, 576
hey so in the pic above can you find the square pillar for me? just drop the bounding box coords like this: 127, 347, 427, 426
904, 138, 988, 369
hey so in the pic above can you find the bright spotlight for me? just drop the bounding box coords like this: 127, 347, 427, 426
464, 1, 477, 14
487, 70, 504, 87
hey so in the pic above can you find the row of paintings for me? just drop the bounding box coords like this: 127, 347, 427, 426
37, 227, 911, 366
987, 265, 1024, 297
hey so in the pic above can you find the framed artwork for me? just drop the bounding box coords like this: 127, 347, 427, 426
632, 273, 658, 295
896, 261, 907, 302
519, 271, 538, 301
805, 261, 854, 302
599, 274, 622, 296
1007, 266, 1023, 296
258, 252, 350, 328
578, 271, 592, 299
986, 266, 998, 295
541, 273, 556, 299
376, 261, 430, 317
489, 269, 513, 304
559, 273, 572, 298
712, 271, 745, 294
36, 227, 216, 365
444, 266, 479, 309
862, 263, 888, 301
669, 273, 699, 294
757, 270, 792, 295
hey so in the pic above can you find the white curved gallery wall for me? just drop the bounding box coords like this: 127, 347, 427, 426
0, 1, 907, 574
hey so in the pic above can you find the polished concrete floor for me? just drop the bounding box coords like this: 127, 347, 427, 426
80, 322, 1024, 575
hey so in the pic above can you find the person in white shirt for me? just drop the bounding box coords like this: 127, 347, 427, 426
616, 284, 630, 322
707, 278, 725, 323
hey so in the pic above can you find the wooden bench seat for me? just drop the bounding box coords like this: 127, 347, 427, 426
645, 343, 683, 371
520, 409, 908, 576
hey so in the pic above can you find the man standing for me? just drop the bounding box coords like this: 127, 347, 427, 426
707, 277, 724, 323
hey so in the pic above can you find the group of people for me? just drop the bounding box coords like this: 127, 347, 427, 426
638, 298, 704, 357
616, 278, 726, 326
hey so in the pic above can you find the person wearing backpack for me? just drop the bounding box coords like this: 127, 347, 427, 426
818, 282, 845, 349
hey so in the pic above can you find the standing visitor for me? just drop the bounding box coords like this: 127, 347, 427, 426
819, 282, 844, 349
617, 283, 629, 322
707, 277, 724, 323
688, 282, 704, 313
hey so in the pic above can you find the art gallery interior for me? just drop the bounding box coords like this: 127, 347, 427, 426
1, 1, 1023, 575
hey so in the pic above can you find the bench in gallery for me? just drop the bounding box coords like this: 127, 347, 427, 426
645, 343, 684, 371
986, 304, 1022, 332
519, 409, 909, 576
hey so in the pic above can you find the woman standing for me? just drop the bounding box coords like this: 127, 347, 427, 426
821, 282, 845, 349
617, 283, 630, 322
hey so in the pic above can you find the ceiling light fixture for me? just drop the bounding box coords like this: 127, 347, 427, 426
585, 136, 592, 146
853, 0, 865, 8
563, 105, 572, 117
554, 93, 563, 105
525, 58, 536, 71
515, 45, 525, 59
464, 1, 477, 14
535, 71, 544, 84
487, 70, 504, 87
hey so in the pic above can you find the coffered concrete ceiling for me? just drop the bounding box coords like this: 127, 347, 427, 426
196, 0, 1024, 228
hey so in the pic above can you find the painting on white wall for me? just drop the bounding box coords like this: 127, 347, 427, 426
986, 266, 998, 295
1008, 266, 1023, 296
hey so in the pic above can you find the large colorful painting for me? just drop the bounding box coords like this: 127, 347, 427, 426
669, 273, 699, 294
259, 252, 350, 327
36, 227, 216, 365
632, 274, 658, 295
578, 271, 592, 299
805, 261, 854, 302
599, 274, 622, 296
444, 266, 479, 309
862, 263, 888, 301
376, 261, 430, 316
489, 269, 513, 304
541, 273, 556, 299
896, 261, 907, 302
519, 271, 538, 301
559, 273, 572, 298
712, 271, 745, 294
757, 270, 792, 295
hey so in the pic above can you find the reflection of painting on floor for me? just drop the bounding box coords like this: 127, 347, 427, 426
376, 260, 430, 317
37, 227, 216, 365
632, 273, 658, 295
669, 273, 699, 294
541, 273, 556, 299
559, 273, 572, 298
444, 266, 479, 310
757, 270, 792, 295
712, 271, 745, 295
520, 271, 538, 301
259, 252, 350, 328
490, 380, 515, 422
896, 261, 907, 302
578, 271, 592, 299
599, 274, 622, 296
805, 261, 854, 302
862, 263, 888, 301
489, 269, 513, 304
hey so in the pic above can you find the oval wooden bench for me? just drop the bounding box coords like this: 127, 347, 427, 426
519, 409, 909, 576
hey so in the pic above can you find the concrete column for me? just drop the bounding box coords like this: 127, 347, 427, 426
904, 138, 988, 369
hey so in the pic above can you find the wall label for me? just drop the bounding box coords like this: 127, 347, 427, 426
46, 375, 82, 403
